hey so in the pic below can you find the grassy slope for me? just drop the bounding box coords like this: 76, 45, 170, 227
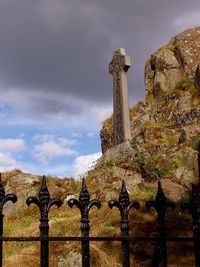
1, 170, 196, 267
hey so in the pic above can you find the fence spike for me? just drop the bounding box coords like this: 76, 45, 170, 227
146, 180, 175, 267
108, 178, 140, 267
68, 178, 101, 267
0, 172, 17, 267
26, 175, 62, 267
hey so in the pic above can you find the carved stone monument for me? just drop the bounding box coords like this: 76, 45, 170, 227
109, 48, 132, 146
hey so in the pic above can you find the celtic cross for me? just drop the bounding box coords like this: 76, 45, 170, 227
109, 48, 132, 145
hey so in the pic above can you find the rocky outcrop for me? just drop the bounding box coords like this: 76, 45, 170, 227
145, 27, 200, 97
145, 45, 183, 96
100, 127, 113, 154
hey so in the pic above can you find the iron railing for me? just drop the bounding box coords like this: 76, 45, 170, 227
0, 174, 199, 267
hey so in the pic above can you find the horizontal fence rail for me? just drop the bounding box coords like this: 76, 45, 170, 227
0, 174, 200, 267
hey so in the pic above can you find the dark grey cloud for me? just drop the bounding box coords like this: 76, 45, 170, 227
0, 0, 200, 119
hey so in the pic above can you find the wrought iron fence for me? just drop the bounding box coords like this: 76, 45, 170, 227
0, 174, 200, 267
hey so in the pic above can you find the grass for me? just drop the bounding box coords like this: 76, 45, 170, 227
175, 74, 196, 92
131, 186, 156, 201
158, 43, 174, 52
102, 116, 113, 134
146, 94, 154, 104
1, 178, 196, 266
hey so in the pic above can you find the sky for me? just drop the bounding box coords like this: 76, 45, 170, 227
0, 0, 200, 178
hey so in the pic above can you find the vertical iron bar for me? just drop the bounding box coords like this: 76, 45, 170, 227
196, 141, 200, 267
81, 218, 90, 267
26, 176, 62, 267
121, 218, 130, 267
108, 179, 140, 267
40, 216, 49, 267
157, 212, 167, 267
0, 173, 17, 267
68, 178, 101, 267
0, 214, 3, 267
146, 181, 175, 267
193, 225, 200, 267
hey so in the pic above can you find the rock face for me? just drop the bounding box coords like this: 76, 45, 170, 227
145, 46, 183, 96
145, 27, 200, 97
99, 27, 200, 190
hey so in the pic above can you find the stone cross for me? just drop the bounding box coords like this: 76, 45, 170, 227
109, 48, 132, 145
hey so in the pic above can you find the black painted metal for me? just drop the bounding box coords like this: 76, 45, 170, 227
181, 183, 200, 267
108, 179, 140, 267
0, 173, 17, 267
26, 175, 62, 267
146, 180, 175, 267
68, 178, 101, 267
0, 235, 197, 242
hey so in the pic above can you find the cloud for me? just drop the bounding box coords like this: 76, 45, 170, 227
0, 152, 21, 171
0, 138, 25, 153
0, 138, 25, 172
73, 152, 102, 178
33, 135, 78, 164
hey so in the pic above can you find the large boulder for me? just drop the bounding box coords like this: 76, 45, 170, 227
145, 27, 200, 97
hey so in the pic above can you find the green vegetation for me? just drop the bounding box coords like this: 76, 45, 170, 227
89, 157, 135, 173
192, 134, 200, 151
175, 74, 196, 92
146, 94, 154, 104
102, 116, 113, 134
72, 179, 82, 192
158, 43, 174, 52
131, 186, 156, 201
130, 137, 144, 149
89, 147, 174, 183
171, 156, 182, 169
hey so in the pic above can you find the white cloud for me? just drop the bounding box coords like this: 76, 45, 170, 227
73, 152, 102, 179
0, 152, 21, 171
33, 135, 78, 164
0, 138, 26, 153
34, 141, 77, 164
